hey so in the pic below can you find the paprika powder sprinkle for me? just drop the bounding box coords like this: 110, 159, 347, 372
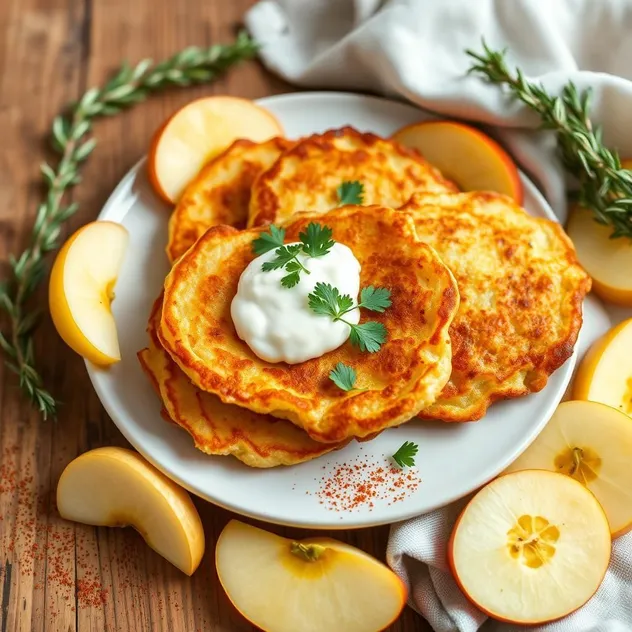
314, 453, 421, 512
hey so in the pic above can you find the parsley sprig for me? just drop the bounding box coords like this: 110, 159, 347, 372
337, 181, 364, 205
329, 362, 368, 392
252, 222, 335, 288
392, 441, 419, 468
308, 283, 391, 352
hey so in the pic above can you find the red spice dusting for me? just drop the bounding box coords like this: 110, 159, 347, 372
0, 444, 179, 620
315, 454, 421, 511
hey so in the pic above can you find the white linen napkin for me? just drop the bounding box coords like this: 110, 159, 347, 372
245, 1, 632, 630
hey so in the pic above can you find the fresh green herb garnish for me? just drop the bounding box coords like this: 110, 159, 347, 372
348, 322, 387, 353
252, 225, 286, 255
0, 31, 259, 419
299, 222, 334, 257
329, 362, 360, 392
253, 222, 335, 289
337, 181, 364, 206
308, 282, 390, 352
467, 40, 632, 239
392, 441, 419, 468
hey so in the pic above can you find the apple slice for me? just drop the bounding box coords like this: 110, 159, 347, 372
148, 96, 283, 204
392, 121, 523, 204
566, 205, 632, 307
449, 470, 610, 625
57, 447, 204, 576
505, 401, 632, 536
573, 318, 632, 417
216, 520, 407, 632
49, 221, 128, 366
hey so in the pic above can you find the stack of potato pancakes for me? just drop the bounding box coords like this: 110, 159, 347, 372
138, 127, 591, 468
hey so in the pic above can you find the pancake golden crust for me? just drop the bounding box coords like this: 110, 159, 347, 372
401, 191, 592, 422
167, 137, 292, 262
247, 126, 457, 228
139, 297, 342, 468
159, 205, 459, 443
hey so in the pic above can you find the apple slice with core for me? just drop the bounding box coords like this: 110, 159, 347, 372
57, 447, 205, 576
49, 221, 128, 365
148, 96, 283, 203
216, 520, 407, 632
449, 470, 610, 625
573, 318, 632, 417
392, 121, 523, 204
505, 400, 632, 536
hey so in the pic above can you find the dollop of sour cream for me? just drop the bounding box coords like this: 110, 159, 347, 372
231, 243, 361, 364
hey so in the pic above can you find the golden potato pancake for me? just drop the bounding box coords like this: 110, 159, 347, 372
166, 137, 292, 262
159, 205, 459, 443
247, 126, 457, 227
401, 191, 592, 421
138, 297, 341, 468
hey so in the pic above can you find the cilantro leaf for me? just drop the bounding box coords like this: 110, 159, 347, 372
281, 271, 301, 288
349, 321, 387, 353
299, 223, 335, 258
337, 181, 364, 206
261, 244, 304, 271
329, 362, 358, 391
392, 441, 419, 468
308, 282, 354, 318
359, 286, 392, 313
252, 225, 285, 255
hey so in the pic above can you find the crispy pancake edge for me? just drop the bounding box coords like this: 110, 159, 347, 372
159, 205, 460, 442
402, 190, 592, 421
139, 296, 343, 468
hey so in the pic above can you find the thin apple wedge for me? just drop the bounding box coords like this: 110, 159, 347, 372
449, 470, 610, 625
573, 318, 632, 416
567, 206, 632, 307
392, 121, 523, 204
57, 447, 205, 576
216, 520, 407, 632
506, 400, 632, 536
148, 96, 283, 203
49, 221, 128, 366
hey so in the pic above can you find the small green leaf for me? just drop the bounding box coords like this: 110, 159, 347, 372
252, 225, 286, 255
337, 181, 364, 206
349, 321, 386, 353
281, 272, 301, 289
359, 286, 392, 313
308, 282, 353, 319
329, 362, 358, 392
392, 441, 419, 468
74, 137, 97, 162
299, 222, 334, 258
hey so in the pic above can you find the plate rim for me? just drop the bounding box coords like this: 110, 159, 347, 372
86, 90, 573, 529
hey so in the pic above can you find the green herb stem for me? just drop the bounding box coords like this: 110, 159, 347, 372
0, 31, 259, 418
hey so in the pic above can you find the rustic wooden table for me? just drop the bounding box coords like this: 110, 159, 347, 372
0, 0, 429, 630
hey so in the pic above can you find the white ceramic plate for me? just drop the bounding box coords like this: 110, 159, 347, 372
87, 92, 576, 529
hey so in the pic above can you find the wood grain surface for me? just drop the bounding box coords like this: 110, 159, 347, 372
0, 0, 430, 630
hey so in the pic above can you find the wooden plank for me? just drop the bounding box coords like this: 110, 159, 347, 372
0, 0, 430, 629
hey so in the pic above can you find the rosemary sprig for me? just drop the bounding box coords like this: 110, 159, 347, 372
467, 41, 632, 239
0, 31, 258, 419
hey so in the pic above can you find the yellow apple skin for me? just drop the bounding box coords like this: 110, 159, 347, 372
566, 207, 632, 306
57, 447, 205, 576
148, 96, 283, 204
392, 120, 523, 204
505, 400, 632, 537
49, 221, 128, 366
573, 318, 632, 417
448, 470, 611, 626
216, 520, 407, 632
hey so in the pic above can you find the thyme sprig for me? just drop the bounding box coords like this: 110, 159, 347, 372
0, 32, 258, 419
467, 40, 632, 239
